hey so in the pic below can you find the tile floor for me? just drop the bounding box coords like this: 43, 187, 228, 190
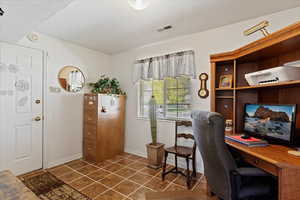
44, 152, 217, 200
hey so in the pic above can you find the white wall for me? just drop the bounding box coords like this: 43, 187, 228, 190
4, 6, 299, 172
110, 7, 300, 172
18, 33, 111, 168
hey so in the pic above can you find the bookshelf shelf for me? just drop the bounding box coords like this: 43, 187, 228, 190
216, 96, 234, 99
215, 88, 234, 91
235, 80, 300, 90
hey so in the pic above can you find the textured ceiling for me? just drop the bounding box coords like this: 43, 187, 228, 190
2, 0, 300, 54
0, 0, 74, 42
36, 0, 300, 54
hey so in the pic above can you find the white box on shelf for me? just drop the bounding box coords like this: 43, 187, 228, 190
245, 66, 300, 86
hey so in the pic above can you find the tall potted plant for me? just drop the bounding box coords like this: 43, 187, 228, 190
146, 96, 165, 169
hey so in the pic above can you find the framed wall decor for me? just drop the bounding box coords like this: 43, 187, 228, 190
198, 73, 209, 98
219, 74, 233, 88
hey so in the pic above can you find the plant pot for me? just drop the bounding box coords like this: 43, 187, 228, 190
146, 143, 165, 169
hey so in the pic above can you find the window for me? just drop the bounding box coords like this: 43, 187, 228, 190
138, 76, 191, 120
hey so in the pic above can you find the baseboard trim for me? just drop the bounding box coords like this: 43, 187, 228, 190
124, 148, 203, 173
45, 153, 82, 169
125, 148, 146, 158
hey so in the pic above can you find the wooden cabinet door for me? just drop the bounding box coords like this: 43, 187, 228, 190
97, 95, 125, 161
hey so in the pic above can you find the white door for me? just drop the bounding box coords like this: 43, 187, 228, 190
0, 43, 43, 175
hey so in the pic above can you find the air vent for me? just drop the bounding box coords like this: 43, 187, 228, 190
157, 25, 173, 32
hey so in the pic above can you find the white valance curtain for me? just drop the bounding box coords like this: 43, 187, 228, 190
132, 50, 196, 84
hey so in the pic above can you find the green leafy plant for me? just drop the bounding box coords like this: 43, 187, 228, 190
88, 75, 126, 95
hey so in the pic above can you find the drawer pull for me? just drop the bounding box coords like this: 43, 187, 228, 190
254, 160, 260, 165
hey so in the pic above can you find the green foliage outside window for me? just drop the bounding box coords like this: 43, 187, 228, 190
139, 76, 191, 119
153, 80, 164, 105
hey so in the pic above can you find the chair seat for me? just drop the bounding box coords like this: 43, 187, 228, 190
238, 182, 272, 199
165, 146, 193, 156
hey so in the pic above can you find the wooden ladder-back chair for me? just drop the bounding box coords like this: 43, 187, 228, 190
162, 121, 197, 189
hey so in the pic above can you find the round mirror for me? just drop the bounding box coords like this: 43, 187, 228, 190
58, 66, 85, 93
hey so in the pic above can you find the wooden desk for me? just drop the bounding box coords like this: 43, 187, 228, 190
226, 140, 300, 200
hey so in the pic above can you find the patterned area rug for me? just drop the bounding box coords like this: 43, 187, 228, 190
21, 172, 91, 200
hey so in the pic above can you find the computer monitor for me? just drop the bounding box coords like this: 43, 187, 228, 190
243, 104, 297, 145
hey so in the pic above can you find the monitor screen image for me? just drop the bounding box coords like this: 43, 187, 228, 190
244, 104, 296, 142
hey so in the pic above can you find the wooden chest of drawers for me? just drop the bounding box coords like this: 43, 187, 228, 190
83, 94, 126, 163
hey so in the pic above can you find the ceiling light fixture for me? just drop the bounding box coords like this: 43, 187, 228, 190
128, 0, 150, 10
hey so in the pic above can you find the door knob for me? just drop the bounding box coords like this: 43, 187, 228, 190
35, 99, 41, 104
34, 116, 41, 121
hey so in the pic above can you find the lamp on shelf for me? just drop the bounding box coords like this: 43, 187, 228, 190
244, 21, 270, 37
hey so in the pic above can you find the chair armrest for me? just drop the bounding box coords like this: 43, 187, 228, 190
235, 167, 270, 177
230, 170, 242, 200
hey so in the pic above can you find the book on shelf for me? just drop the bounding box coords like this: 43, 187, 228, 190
225, 135, 269, 147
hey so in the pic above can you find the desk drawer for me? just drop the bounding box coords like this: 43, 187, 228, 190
242, 153, 278, 176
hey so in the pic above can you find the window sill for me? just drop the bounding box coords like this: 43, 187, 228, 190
136, 117, 191, 123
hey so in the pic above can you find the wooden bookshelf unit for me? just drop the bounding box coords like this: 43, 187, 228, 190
210, 22, 300, 200
210, 21, 300, 135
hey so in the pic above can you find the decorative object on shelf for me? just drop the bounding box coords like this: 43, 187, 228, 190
219, 74, 233, 88
146, 96, 165, 169
128, 0, 150, 10
198, 73, 209, 98
245, 66, 300, 86
225, 119, 233, 134
132, 50, 196, 84
58, 66, 85, 93
244, 20, 270, 37
89, 75, 126, 95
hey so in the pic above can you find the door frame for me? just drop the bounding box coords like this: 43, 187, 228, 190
0, 40, 47, 173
